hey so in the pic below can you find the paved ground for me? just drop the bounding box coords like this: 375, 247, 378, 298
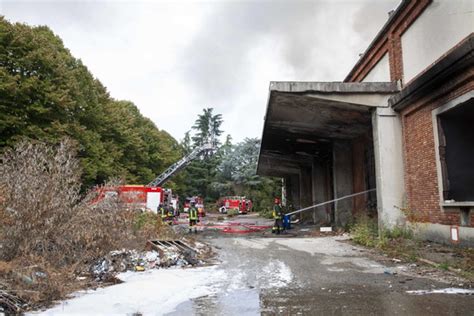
39, 213, 474, 315
169, 213, 474, 316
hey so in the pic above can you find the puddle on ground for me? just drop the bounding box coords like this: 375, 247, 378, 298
166, 288, 260, 316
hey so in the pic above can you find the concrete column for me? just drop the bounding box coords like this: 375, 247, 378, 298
299, 167, 313, 221
333, 140, 353, 227
311, 158, 329, 225
352, 137, 368, 214
281, 178, 287, 207
372, 107, 405, 229
289, 174, 300, 211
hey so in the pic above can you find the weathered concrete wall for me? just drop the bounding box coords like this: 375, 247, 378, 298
372, 107, 405, 229
289, 174, 300, 211
299, 167, 313, 222
411, 223, 474, 248
333, 140, 353, 227
311, 158, 329, 225
352, 137, 368, 214
401, 0, 473, 82
362, 53, 390, 82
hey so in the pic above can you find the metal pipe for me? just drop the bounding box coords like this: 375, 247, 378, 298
286, 189, 376, 216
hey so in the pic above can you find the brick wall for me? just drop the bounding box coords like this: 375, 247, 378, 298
345, 0, 474, 227
345, 0, 431, 83
400, 70, 474, 226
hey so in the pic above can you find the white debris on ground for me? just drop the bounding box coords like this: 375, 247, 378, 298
90, 249, 162, 280
33, 266, 227, 315
261, 260, 293, 288
31, 240, 216, 315
90, 240, 210, 281
406, 288, 474, 295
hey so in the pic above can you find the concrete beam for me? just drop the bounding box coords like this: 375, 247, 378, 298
269, 81, 399, 94
306, 93, 392, 108
257, 154, 303, 177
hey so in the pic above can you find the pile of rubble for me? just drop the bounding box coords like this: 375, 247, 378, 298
89, 239, 212, 281
0, 289, 27, 314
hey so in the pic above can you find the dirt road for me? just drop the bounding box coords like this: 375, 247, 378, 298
38, 214, 474, 315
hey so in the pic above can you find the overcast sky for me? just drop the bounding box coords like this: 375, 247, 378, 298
1, 0, 399, 143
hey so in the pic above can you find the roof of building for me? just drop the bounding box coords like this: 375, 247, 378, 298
257, 82, 399, 177
344, 0, 411, 82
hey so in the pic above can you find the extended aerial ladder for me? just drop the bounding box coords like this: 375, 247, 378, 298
147, 137, 216, 187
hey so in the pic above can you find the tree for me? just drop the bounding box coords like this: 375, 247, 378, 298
0, 18, 180, 188
191, 108, 223, 148
180, 131, 192, 155
213, 138, 281, 211
175, 108, 224, 202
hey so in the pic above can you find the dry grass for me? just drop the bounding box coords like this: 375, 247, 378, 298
0, 138, 172, 311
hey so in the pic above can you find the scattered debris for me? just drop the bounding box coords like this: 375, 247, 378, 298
406, 288, 474, 295
417, 258, 461, 273
383, 269, 397, 276
90, 239, 213, 281
0, 290, 27, 314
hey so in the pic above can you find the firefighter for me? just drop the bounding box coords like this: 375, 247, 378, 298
189, 201, 198, 233
166, 203, 174, 225
272, 197, 284, 234
158, 203, 167, 222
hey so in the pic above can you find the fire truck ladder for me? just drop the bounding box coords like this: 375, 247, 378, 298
147, 140, 215, 187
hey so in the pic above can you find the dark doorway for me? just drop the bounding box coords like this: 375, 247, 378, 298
438, 98, 474, 201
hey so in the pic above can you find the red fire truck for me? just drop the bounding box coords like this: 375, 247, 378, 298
92, 137, 216, 215
92, 185, 164, 212
218, 196, 252, 214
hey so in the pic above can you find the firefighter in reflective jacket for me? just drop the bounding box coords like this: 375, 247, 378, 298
158, 204, 167, 222
166, 204, 174, 224
272, 198, 283, 234
189, 202, 198, 233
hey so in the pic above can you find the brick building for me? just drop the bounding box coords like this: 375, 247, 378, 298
257, 0, 473, 245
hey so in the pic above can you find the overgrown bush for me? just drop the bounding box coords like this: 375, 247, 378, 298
350, 215, 418, 261
226, 209, 239, 217
0, 138, 170, 308
258, 208, 274, 219
350, 215, 379, 247
383, 226, 413, 240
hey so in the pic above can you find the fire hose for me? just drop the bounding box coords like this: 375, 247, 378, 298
283, 189, 376, 229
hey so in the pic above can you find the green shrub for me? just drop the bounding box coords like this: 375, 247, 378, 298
351, 215, 415, 252
133, 211, 158, 232
258, 209, 274, 219
386, 226, 413, 239
227, 209, 239, 217
438, 262, 449, 271
351, 215, 379, 247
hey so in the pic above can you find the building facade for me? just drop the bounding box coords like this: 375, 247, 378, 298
257, 0, 473, 245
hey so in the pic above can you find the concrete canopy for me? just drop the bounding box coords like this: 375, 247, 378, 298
257, 82, 399, 177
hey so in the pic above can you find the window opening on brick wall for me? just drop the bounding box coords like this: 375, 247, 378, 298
437, 98, 474, 201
